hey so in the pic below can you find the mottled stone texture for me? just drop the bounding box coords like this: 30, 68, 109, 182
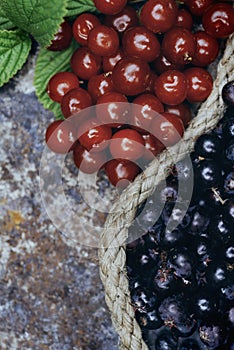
0, 56, 118, 350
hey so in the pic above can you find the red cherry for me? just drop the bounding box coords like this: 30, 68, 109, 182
45, 120, 76, 154
184, 67, 213, 103
96, 91, 128, 127
184, 0, 214, 17
140, 0, 178, 34
152, 54, 185, 75
193, 30, 219, 67
47, 72, 79, 103
73, 143, 106, 174
175, 8, 193, 30
112, 56, 150, 96
146, 71, 158, 94
154, 70, 187, 105
202, 2, 234, 39
70, 47, 101, 80
47, 21, 72, 51
162, 27, 196, 65
110, 129, 145, 161
150, 112, 184, 147
142, 133, 165, 161
104, 159, 140, 188
72, 13, 100, 46
131, 93, 164, 132
93, 0, 127, 15
164, 103, 192, 127
87, 73, 115, 102
122, 26, 160, 62
88, 25, 119, 57
104, 6, 138, 34
102, 49, 125, 73
61, 88, 92, 118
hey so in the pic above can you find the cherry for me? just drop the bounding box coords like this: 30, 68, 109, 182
87, 73, 115, 102
78, 118, 112, 152
140, 0, 178, 34
110, 129, 145, 160
146, 71, 158, 94
184, 67, 213, 103
142, 133, 165, 161
88, 25, 119, 57
104, 5, 138, 34
93, 0, 127, 15
73, 143, 106, 174
104, 159, 140, 188
96, 91, 128, 127
184, 0, 214, 17
70, 47, 101, 80
72, 13, 100, 46
152, 54, 184, 75
45, 120, 76, 154
122, 26, 160, 62
154, 70, 187, 105
162, 27, 196, 65
61, 87, 92, 118
112, 56, 150, 96
150, 112, 185, 147
102, 49, 125, 72
193, 30, 219, 67
47, 20, 72, 51
202, 2, 234, 38
47, 72, 79, 103
164, 103, 192, 127
175, 8, 193, 30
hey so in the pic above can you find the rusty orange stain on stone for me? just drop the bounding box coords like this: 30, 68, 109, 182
3, 210, 25, 230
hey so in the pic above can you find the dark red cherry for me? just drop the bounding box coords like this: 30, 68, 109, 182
152, 54, 185, 75
162, 26, 196, 65
175, 8, 193, 30
110, 129, 145, 160
45, 120, 76, 154
70, 47, 101, 80
193, 30, 219, 66
184, 67, 213, 103
164, 103, 192, 127
142, 133, 165, 161
154, 70, 187, 105
185, 0, 214, 17
88, 25, 119, 57
146, 71, 158, 94
72, 13, 100, 46
104, 6, 138, 34
102, 49, 125, 72
93, 0, 127, 15
112, 56, 150, 96
47, 72, 79, 103
87, 73, 115, 102
73, 143, 107, 174
47, 21, 72, 51
140, 0, 178, 33
104, 159, 140, 188
61, 88, 92, 118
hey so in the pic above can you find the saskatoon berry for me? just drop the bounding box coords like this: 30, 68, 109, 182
73, 143, 106, 174
104, 159, 140, 188
175, 8, 193, 30
87, 73, 115, 102
164, 103, 192, 127
104, 6, 138, 34
184, 67, 213, 103
195, 159, 222, 188
185, 0, 214, 17
102, 49, 124, 73
222, 81, 234, 106
88, 25, 119, 57
199, 322, 227, 347
47, 72, 79, 103
168, 247, 193, 279
45, 120, 76, 154
47, 21, 72, 51
224, 172, 234, 195
193, 30, 219, 67
194, 133, 222, 159
222, 198, 234, 223
61, 88, 92, 118
70, 47, 101, 80
152, 54, 185, 75
179, 339, 201, 350
136, 309, 163, 330
225, 141, 234, 163
140, 0, 178, 34
72, 13, 100, 46
155, 329, 178, 350
223, 118, 234, 141
93, 0, 127, 15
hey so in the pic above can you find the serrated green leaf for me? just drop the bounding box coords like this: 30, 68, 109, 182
0, 30, 31, 87
1, 0, 67, 47
66, 0, 98, 17
34, 40, 78, 120
0, 5, 15, 30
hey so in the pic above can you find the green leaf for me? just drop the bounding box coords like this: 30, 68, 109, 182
0, 5, 15, 30
66, 0, 98, 17
34, 40, 78, 120
1, 0, 67, 47
0, 30, 31, 87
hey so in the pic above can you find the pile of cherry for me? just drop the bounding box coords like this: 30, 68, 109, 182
45, 0, 234, 188
126, 82, 234, 349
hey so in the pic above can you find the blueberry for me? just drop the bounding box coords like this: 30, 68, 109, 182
199, 322, 227, 348
178, 338, 201, 350
131, 286, 157, 312
194, 133, 222, 159
195, 159, 222, 188
155, 329, 178, 350
222, 80, 234, 106
136, 308, 163, 330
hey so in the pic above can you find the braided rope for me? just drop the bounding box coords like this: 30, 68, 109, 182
99, 33, 234, 350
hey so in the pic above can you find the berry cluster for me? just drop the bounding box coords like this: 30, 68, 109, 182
45, 0, 234, 188
126, 83, 234, 349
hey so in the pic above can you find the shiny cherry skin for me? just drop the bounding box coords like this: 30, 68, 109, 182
47, 72, 79, 103
104, 159, 140, 188
93, 0, 127, 15
61, 88, 92, 118
45, 120, 76, 154
140, 0, 178, 34
78, 118, 112, 152
73, 143, 106, 174
122, 26, 160, 62
102, 49, 125, 73
47, 21, 72, 51
175, 8, 193, 30
110, 129, 145, 160
164, 103, 192, 127
146, 71, 158, 94
104, 6, 138, 34
150, 112, 185, 147
70, 47, 101, 80
193, 30, 219, 67
184, 67, 213, 103
87, 73, 115, 102
154, 70, 187, 105
162, 26, 196, 65
88, 25, 119, 57
112, 56, 150, 96
152, 54, 184, 75
131, 93, 164, 132
142, 133, 165, 161
72, 13, 100, 46
202, 2, 234, 38
184, 0, 214, 17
